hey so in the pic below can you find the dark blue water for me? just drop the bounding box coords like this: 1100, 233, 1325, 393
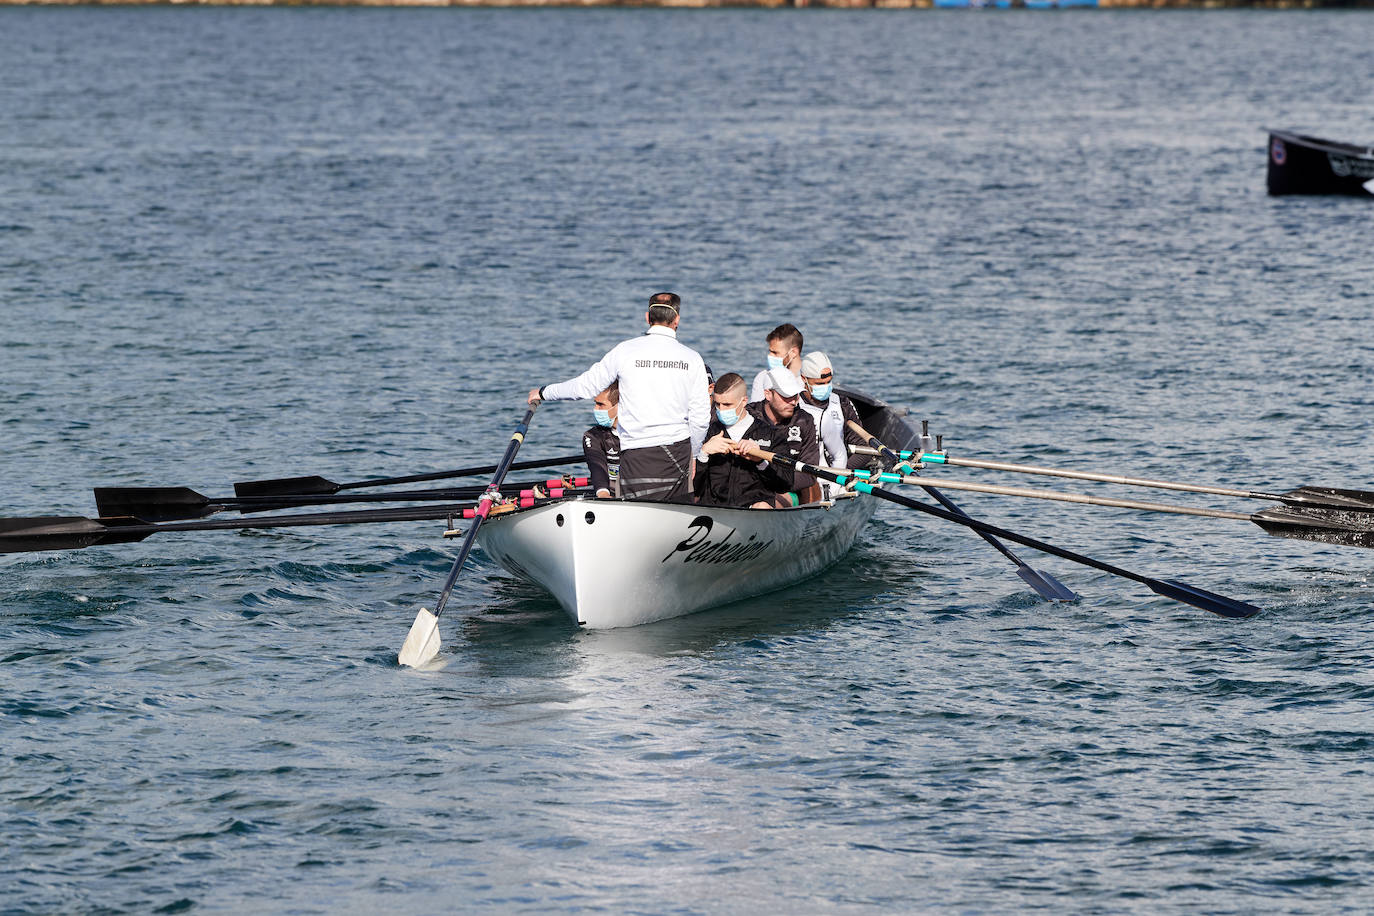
3, 7, 1373, 912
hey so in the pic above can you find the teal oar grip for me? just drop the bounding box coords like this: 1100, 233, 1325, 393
856, 482, 875, 494
834, 474, 848, 486
919, 453, 947, 464
878, 472, 902, 483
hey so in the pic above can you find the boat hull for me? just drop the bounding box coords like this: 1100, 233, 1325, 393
478, 494, 877, 628
475, 389, 918, 628
1267, 129, 1374, 197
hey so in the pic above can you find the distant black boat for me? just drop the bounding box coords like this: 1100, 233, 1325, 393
1266, 129, 1374, 197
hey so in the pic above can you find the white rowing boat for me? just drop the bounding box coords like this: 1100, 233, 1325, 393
474, 391, 919, 628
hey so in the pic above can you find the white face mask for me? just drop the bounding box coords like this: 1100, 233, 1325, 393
809, 382, 832, 401
716, 406, 741, 427
767, 354, 785, 370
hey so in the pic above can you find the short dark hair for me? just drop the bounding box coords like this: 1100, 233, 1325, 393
647, 292, 680, 326
712, 372, 746, 397
767, 323, 803, 353
602, 380, 620, 406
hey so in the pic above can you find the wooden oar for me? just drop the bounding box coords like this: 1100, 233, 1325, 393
847, 422, 1077, 602
848, 469, 1374, 549
744, 446, 1261, 620
233, 452, 582, 500
399, 403, 540, 669
849, 446, 1374, 513
0, 499, 552, 555
94, 477, 589, 523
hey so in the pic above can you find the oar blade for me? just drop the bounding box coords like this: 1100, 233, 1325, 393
1016, 565, 1079, 602
1253, 507, 1374, 550
0, 516, 153, 554
0, 516, 107, 553
94, 486, 214, 522
398, 608, 442, 668
1279, 486, 1374, 512
234, 475, 339, 499
1150, 578, 1261, 619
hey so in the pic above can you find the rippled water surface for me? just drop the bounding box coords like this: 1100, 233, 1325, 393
3, 7, 1373, 913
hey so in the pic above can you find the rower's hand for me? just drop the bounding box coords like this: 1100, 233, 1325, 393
701, 432, 733, 457
527, 387, 543, 405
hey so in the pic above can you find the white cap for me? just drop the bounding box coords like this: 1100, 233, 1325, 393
765, 367, 804, 398
800, 351, 832, 379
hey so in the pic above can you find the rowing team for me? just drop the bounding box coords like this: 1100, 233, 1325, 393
527, 292, 872, 510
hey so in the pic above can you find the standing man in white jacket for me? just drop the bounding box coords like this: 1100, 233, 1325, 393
528, 292, 710, 503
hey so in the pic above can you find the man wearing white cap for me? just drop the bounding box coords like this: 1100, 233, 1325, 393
797, 350, 864, 473
745, 366, 821, 506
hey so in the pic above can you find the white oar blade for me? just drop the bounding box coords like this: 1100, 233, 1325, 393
398, 607, 441, 668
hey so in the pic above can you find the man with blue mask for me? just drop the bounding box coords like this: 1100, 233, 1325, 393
694, 370, 819, 509
748, 323, 804, 403
694, 373, 775, 509
583, 382, 621, 498
797, 351, 863, 475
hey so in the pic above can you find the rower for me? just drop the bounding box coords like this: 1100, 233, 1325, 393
797, 350, 865, 478
748, 323, 804, 403
694, 373, 776, 509
742, 368, 821, 508
529, 292, 710, 503
583, 382, 622, 498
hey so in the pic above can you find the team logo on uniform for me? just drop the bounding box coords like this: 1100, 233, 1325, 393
584, 436, 592, 448
787, 426, 802, 443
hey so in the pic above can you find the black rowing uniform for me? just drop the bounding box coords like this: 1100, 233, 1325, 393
693, 402, 819, 508
693, 413, 775, 509
582, 425, 621, 497
742, 400, 819, 495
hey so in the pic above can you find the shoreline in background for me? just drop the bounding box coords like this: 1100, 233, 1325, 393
4, 0, 1373, 8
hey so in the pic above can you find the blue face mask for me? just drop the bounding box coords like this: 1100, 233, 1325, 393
716, 406, 740, 427
809, 382, 832, 401
767, 354, 785, 370
594, 408, 614, 428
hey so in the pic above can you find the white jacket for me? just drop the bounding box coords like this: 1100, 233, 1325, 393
798, 397, 848, 471
542, 326, 711, 453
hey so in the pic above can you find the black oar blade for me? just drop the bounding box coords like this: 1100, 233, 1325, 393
0, 516, 109, 553
234, 475, 339, 499
1016, 565, 1079, 602
1150, 578, 1261, 619
1253, 508, 1374, 550
0, 516, 153, 554
1279, 486, 1374, 512
94, 487, 215, 522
